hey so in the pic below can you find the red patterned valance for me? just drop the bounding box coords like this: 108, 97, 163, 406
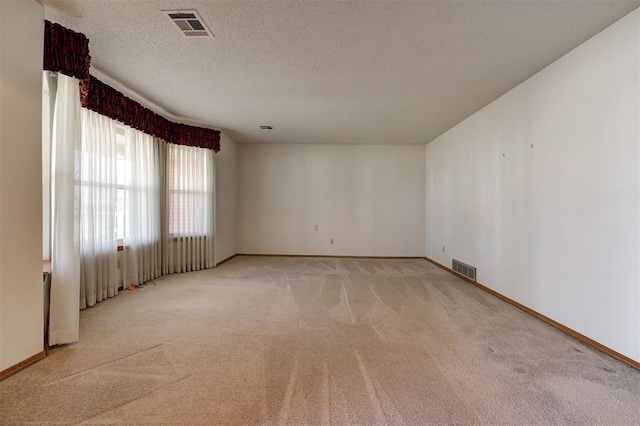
43, 20, 90, 82
43, 20, 220, 151
172, 123, 221, 150
82, 76, 220, 152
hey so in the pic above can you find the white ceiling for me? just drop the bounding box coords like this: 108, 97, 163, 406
43, 0, 640, 145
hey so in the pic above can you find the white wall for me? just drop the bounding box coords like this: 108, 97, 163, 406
425, 9, 640, 362
238, 144, 425, 256
215, 133, 237, 263
0, 0, 45, 371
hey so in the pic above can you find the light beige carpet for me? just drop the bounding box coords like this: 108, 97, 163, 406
1, 256, 639, 425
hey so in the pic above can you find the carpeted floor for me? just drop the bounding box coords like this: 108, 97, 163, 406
1, 256, 639, 425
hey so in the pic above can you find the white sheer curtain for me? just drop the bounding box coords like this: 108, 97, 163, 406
48, 72, 82, 345
163, 143, 215, 274
79, 109, 119, 308
123, 129, 162, 286
46, 73, 218, 345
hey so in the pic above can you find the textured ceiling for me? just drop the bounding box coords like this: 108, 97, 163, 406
43, 0, 640, 145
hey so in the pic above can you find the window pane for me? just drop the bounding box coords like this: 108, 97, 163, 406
116, 128, 126, 186
116, 188, 125, 241
168, 145, 209, 236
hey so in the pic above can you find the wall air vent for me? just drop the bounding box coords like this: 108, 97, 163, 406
259, 125, 275, 130
452, 259, 477, 282
163, 10, 213, 37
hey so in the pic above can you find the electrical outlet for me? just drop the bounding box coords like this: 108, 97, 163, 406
314, 225, 318, 231
330, 239, 334, 245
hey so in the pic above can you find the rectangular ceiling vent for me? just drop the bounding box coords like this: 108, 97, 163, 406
452, 259, 476, 282
259, 125, 275, 130
163, 10, 213, 37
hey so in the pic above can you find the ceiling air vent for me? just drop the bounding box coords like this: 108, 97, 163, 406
163, 10, 213, 37
259, 125, 275, 130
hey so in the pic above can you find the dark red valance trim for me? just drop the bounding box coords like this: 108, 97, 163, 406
43, 20, 90, 82
43, 20, 220, 151
82, 76, 220, 152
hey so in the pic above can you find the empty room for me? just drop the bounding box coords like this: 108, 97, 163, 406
1, 0, 640, 424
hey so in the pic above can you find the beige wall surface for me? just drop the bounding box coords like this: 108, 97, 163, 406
238, 143, 426, 256
215, 134, 238, 264
0, 0, 45, 370
425, 9, 640, 362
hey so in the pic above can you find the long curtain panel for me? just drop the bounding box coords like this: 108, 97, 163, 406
48, 72, 82, 345
123, 129, 162, 286
163, 143, 215, 274
79, 109, 119, 308
47, 86, 218, 345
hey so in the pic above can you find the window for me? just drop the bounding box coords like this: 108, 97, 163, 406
44, 71, 216, 308
78, 113, 117, 246
77, 116, 128, 247
115, 127, 127, 242
167, 144, 213, 237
